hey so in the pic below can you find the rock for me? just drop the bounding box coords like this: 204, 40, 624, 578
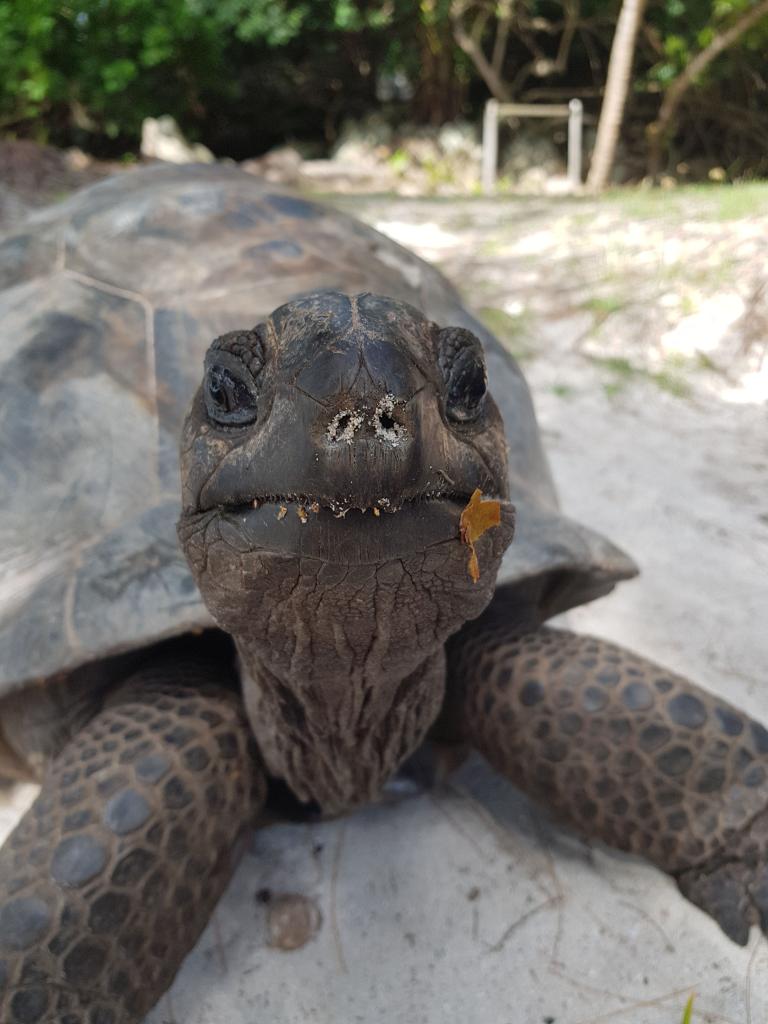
333, 114, 394, 159
332, 138, 382, 170
500, 125, 562, 186
241, 147, 304, 186
266, 893, 322, 951
300, 160, 397, 193
437, 121, 481, 160
64, 148, 92, 172
140, 116, 215, 165
328, 119, 482, 195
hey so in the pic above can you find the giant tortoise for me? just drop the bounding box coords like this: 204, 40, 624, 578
0, 164, 766, 1024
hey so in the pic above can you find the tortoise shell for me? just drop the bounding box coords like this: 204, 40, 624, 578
0, 164, 635, 696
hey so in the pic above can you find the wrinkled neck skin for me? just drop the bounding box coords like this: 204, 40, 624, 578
180, 513, 510, 814
237, 567, 448, 814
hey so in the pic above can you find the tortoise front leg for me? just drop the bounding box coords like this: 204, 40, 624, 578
0, 657, 265, 1024
446, 610, 768, 945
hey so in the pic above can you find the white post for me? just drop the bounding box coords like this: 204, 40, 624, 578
481, 99, 499, 195
567, 98, 583, 190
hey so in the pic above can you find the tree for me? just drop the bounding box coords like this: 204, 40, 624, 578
586, 0, 647, 190
448, 0, 584, 102
0, 0, 228, 145
450, 0, 514, 100
646, 0, 768, 178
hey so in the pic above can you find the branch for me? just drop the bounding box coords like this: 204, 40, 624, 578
516, 25, 547, 61
491, 0, 514, 75
523, 85, 605, 100
554, 0, 580, 73
647, 0, 768, 176
520, 16, 562, 34
516, 0, 581, 87
641, 22, 664, 57
657, 0, 768, 131
450, 0, 512, 100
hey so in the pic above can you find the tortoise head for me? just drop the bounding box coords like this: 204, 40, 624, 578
178, 292, 514, 688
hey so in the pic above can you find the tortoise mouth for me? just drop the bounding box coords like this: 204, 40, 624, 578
181, 493, 514, 567
222, 488, 476, 520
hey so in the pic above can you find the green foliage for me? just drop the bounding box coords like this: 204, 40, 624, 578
387, 148, 410, 174
208, 0, 309, 46
0, 0, 448, 154
681, 993, 695, 1024
0, 0, 227, 144
2, 0, 768, 172
203, 0, 396, 45
646, 0, 768, 84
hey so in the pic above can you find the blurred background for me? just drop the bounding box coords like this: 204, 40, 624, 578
3, 0, 768, 196
1, 0, 767, 403
1, 4, 767, 1021
3, 0, 766, 399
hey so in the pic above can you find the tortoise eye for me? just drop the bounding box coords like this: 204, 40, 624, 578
438, 327, 487, 423
204, 364, 258, 426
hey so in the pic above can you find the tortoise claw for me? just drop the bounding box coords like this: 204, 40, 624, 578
678, 863, 751, 945
678, 857, 768, 946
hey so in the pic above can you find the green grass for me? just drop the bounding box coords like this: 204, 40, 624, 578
331, 181, 768, 216
709, 182, 768, 220
651, 368, 692, 398
582, 294, 627, 318
589, 353, 692, 400
694, 350, 727, 375
478, 305, 535, 361
479, 237, 511, 257
681, 993, 695, 1024
602, 182, 768, 222
586, 250, 736, 300
592, 355, 636, 398
590, 355, 637, 378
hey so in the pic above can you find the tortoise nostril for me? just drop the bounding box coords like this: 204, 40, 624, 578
371, 395, 407, 445
326, 409, 364, 443
325, 398, 407, 445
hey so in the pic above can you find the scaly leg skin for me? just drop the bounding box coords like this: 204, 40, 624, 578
446, 612, 768, 945
0, 658, 265, 1024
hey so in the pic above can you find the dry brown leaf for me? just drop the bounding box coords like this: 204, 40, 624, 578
460, 488, 501, 583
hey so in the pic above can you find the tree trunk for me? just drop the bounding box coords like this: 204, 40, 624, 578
586, 0, 647, 191
414, 4, 465, 124
646, 0, 768, 179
